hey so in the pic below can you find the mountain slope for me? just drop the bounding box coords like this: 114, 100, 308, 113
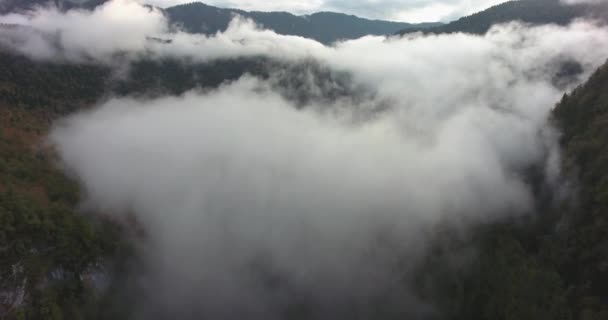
166, 2, 440, 44
551, 60, 608, 319
0, 51, 125, 319
416, 60, 608, 320
397, 0, 606, 35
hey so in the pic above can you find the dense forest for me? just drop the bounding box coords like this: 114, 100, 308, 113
0, 52, 119, 318
553, 62, 608, 319
425, 59, 608, 320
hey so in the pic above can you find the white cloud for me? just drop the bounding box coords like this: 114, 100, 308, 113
51, 75, 537, 317
0, 0, 167, 62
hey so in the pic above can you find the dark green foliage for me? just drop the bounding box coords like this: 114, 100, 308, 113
0, 52, 109, 115
0, 50, 134, 319
114, 57, 268, 97
0, 51, 265, 106
417, 223, 573, 320
114, 57, 374, 108
397, 0, 606, 36
0, 49, 368, 108
166, 2, 440, 44
0, 110, 125, 319
551, 60, 608, 318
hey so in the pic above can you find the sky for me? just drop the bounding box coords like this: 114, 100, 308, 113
139, 0, 509, 23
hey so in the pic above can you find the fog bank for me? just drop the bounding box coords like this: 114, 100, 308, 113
8, 0, 604, 318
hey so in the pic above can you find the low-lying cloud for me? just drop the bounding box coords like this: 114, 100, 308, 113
1, 0, 605, 318
0, 0, 167, 62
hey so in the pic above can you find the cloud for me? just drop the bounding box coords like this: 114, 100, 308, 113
51, 76, 536, 318
37, 3, 608, 316
0, 0, 167, 62
4, 0, 607, 67
0, 2, 330, 63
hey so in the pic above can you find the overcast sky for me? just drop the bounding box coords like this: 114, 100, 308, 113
140, 0, 509, 23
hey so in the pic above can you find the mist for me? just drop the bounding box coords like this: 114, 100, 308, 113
1, 0, 604, 318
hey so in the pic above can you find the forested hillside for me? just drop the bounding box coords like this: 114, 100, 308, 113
553, 61, 608, 318
405, 60, 608, 320
0, 51, 119, 318
397, 0, 607, 35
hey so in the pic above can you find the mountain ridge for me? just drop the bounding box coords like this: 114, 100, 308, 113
165, 2, 441, 44
397, 0, 608, 35
0, 0, 442, 44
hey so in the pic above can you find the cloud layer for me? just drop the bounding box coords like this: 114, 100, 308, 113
0, 0, 167, 62
1, 0, 606, 318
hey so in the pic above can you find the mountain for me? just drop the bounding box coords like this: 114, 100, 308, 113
165, 2, 441, 44
397, 0, 607, 36
0, 0, 440, 44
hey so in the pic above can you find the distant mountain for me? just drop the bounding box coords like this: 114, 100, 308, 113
165, 2, 441, 44
397, 0, 607, 36
0, 0, 440, 44
0, 0, 108, 14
